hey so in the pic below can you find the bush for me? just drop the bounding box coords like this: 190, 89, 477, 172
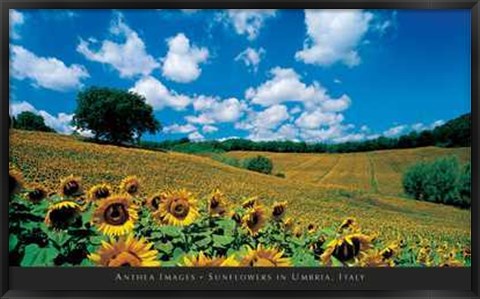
402, 157, 470, 208
275, 172, 286, 178
244, 155, 273, 175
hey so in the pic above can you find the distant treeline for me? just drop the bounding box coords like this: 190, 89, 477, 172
141, 113, 470, 154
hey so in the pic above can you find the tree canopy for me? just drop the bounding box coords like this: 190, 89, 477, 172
73, 87, 161, 144
12, 111, 55, 133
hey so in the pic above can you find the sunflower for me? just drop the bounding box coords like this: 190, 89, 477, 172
88, 184, 112, 202
271, 201, 287, 221
307, 223, 317, 234
208, 189, 229, 217
283, 217, 294, 231
120, 176, 140, 196
242, 206, 266, 236
9, 169, 24, 196
92, 195, 138, 237
182, 252, 239, 267
229, 211, 242, 224
416, 246, 433, 266
45, 201, 82, 230
338, 217, 358, 233
154, 189, 199, 226
240, 245, 292, 267
59, 175, 82, 197
321, 233, 373, 265
146, 192, 164, 212
26, 184, 47, 203
357, 251, 395, 267
241, 197, 257, 209
89, 235, 160, 267
380, 243, 399, 260
310, 236, 327, 257
293, 226, 303, 238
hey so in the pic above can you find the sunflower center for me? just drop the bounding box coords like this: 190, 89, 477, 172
95, 188, 110, 199
273, 206, 283, 217
64, 181, 80, 196
28, 188, 46, 203
210, 198, 220, 209
170, 199, 190, 219
127, 184, 138, 194
9, 174, 17, 195
151, 197, 161, 210
247, 214, 259, 227
104, 203, 129, 226
108, 251, 142, 267
49, 207, 79, 230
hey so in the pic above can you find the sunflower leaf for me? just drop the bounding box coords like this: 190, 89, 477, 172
212, 235, 235, 247
21, 244, 58, 267
9, 234, 19, 252
160, 226, 183, 237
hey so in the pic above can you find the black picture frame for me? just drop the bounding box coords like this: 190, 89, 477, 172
1, 1, 479, 298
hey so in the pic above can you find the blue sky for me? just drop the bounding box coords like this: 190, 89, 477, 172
9, 9, 471, 143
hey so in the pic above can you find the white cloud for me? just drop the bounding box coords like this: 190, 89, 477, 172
10, 10, 25, 39
163, 123, 197, 134
162, 33, 209, 83
129, 76, 191, 111
235, 47, 265, 72
295, 10, 373, 67
383, 125, 406, 137
11, 45, 89, 91
186, 96, 247, 125
222, 10, 277, 40
239, 105, 290, 131
295, 109, 344, 129
9, 101, 92, 136
188, 131, 205, 141
245, 67, 351, 111
202, 125, 218, 134
77, 12, 159, 78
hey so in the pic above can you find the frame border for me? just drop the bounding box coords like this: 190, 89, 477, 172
1, 1, 479, 298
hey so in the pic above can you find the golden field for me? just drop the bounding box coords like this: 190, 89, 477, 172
9, 130, 471, 266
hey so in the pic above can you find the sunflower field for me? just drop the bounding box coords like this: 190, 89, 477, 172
8, 169, 471, 268
9, 130, 471, 267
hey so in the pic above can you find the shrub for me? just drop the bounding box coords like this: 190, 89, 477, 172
402, 157, 470, 208
275, 172, 286, 178
244, 155, 273, 175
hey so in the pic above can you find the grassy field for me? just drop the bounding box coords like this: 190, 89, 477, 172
228, 147, 471, 197
9, 130, 471, 266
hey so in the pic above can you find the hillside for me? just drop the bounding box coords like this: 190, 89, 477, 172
10, 130, 470, 247
228, 147, 471, 197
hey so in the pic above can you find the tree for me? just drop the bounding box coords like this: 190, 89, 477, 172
73, 87, 161, 144
13, 111, 55, 132
244, 155, 274, 175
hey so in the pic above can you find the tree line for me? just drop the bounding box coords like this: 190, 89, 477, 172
10, 86, 470, 154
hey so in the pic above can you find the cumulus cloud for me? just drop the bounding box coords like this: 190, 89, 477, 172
161, 33, 209, 83
295, 10, 373, 67
186, 96, 247, 125
77, 12, 159, 78
9, 101, 92, 136
235, 47, 265, 72
11, 45, 89, 91
188, 131, 205, 141
10, 9, 25, 39
163, 123, 197, 134
238, 104, 290, 132
129, 76, 191, 111
383, 125, 407, 137
221, 10, 277, 40
295, 110, 344, 130
245, 67, 351, 111
202, 125, 218, 134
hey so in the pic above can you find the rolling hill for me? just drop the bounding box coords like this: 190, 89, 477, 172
10, 130, 471, 248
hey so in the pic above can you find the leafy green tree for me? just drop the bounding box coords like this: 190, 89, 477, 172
73, 87, 161, 144
403, 161, 430, 201
13, 111, 55, 133
458, 162, 471, 208
244, 155, 273, 175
